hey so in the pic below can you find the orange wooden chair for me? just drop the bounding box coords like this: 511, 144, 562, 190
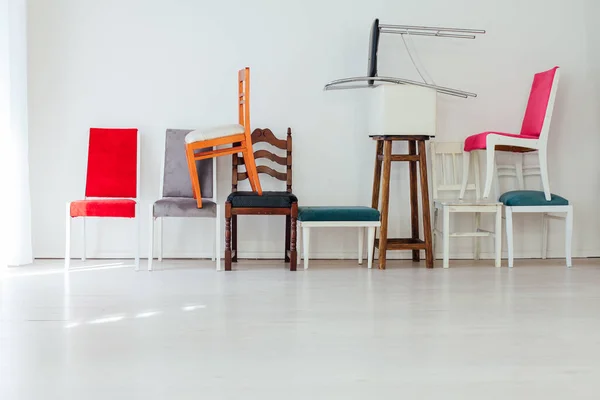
185, 67, 262, 208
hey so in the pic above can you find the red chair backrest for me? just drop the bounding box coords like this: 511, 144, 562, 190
520, 66, 559, 138
85, 128, 138, 198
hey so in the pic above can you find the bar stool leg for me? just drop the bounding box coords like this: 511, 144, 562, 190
379, 140, 393, 270
409, 140, 420, 262
418, 140, 434, 268
371, 140, 384, 260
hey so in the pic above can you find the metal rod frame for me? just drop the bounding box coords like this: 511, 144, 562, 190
323, 22, 485, 97
324, 77, 473, 98
379, 24, 485, 35
380, 29, 476, 39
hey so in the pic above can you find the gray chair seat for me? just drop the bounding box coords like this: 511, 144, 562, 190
153, 198, 217, 218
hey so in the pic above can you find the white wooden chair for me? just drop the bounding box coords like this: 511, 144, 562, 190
496, 155, 573, 268
431, 142, 503, 268
460, 67, 560, 201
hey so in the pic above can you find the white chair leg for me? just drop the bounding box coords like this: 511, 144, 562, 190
538, 148, 551, 201
215, 205, 221, 271
134, 203, 140, 271
473, 151, 481, 200
358, 228, 364, 265
493, 157, 501, 200
367, 227, 375, 269
459, 151, 471, 199
474, 212, 481, 260
494, 205, 502, 268
443, 206, 450, 269
211, 212, 216, 262
158, 217, 163, 262
148, 206, 154, 271
506, 207, 514, 268
65, 203, 71, 270
565, 206, 573, 268
297, 223, 302, 261
81, 217, 86, 262
482, 146, 496, 199
303, 227, 310, 270
432, 208, 439, 258
541, 213, 548, 260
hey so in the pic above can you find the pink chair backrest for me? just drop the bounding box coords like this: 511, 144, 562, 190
519, 66, 559, 138
85, 128, 138, 198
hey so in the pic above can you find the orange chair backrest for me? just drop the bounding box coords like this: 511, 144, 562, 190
238, 67, 251, 142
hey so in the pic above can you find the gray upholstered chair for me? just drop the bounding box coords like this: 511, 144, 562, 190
148, 129, 220, 271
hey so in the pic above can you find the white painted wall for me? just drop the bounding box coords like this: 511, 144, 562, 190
28, 0, 600, 261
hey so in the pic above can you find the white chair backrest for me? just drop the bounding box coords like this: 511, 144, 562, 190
496, 154, 542, 193
533, 68, 560, 145
430, 141, 479, 200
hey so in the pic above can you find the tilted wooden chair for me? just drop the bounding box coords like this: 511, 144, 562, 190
224, 128, 298, 271
185, 67, 262, 208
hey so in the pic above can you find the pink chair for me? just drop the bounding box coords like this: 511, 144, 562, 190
459, 67, 560, 201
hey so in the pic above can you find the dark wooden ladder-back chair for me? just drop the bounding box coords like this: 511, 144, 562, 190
225, 127, 297, 271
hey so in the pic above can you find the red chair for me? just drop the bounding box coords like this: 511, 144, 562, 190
65, 128, 140, 270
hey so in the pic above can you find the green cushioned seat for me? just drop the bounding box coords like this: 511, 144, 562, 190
227, 191, 298, 208
298, 206, 380, 222
499, 190, 569, 207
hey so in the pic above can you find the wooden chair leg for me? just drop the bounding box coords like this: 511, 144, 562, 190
225, 202, 232, 271
232, 214, 238, 263
185, 144, 203, 208
290, 203, 298, 271
285, 215, 291, 262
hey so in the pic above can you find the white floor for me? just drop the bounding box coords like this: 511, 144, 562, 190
1, 258, 600, 399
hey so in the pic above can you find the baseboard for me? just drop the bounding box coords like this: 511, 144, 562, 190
59, 249, 600, 261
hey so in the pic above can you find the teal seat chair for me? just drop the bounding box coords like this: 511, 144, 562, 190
298, 206, 381, 270
501, 190, 573, 268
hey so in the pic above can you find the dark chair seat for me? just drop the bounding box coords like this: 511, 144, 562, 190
227, 191, 298, 208
499, 190, 569, 207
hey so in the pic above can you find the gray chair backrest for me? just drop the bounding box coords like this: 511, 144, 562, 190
162, 129, 213, 199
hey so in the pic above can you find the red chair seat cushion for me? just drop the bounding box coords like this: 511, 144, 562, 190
70, 199, 136, 218
464, 131, 538, 152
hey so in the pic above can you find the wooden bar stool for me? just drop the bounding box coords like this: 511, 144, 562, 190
371, 135, 434, 269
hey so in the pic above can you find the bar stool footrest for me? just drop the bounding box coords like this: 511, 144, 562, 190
375, 238, 426, 251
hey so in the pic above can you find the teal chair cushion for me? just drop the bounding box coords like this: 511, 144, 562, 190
298, 206, 380, 222
499, 190, 569, 206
